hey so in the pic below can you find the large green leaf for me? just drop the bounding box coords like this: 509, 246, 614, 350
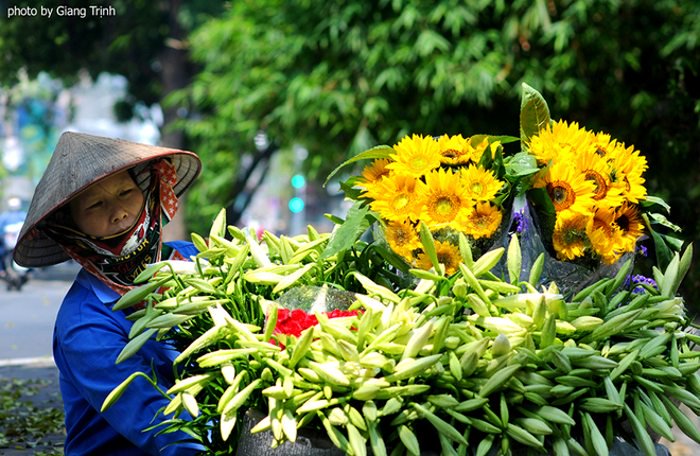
323, 145, 394, 187
321, 202, 372, 259
520, 83, 551, 151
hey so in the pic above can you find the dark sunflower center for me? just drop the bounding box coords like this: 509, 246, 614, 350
438, 251, 457, 269
394, 227, 409, 244
561, 224, 586, 245
585, 171, 608, 200
617, 214, 630, 232
442, 149, 459, 159
547, 181, 576, 211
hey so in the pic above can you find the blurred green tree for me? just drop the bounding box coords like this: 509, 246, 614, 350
177, 0, 699, 306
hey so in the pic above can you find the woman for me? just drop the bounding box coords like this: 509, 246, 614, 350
14, 131, 204, 455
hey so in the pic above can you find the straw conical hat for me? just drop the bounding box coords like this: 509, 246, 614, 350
13, 131, 202, 267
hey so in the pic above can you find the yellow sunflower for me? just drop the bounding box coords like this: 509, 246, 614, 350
416, 240, 462, 275
608, 142, 648, 203
422, 168, 473, 227
386, 134, 442, 178
614, 203, 645, 251
534, 161, 596, 216
469, 137, 492, 164
384, 219, 421, 260
587, 207, 625, 264
364, 174, 425, 222
360, 158, 392, 185
457, 202, 503, 239
575, 149, 624, 208
529, 120, 592, 165
459, 165, 503, 202
437, 134, 471, 165
591, 132, 616, 159
552, 212, 589, 261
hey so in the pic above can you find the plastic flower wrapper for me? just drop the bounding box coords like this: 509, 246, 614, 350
325, 129, 528, 277
509, 84, 682, 294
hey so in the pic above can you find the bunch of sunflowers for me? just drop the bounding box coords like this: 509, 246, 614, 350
528, 120, 648, 265
324, 83, 676, 289
355, 134, 508, 274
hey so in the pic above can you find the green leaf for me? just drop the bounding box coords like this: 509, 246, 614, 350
471, 134, 520, 146
643, 214, 673, 268
113, 277, 170, 311
133, 262, 169, 284
101, 371, 157, 412
116, 329, 158, 364
647, 212, 682, 232
418, 222, 440, 274
209, 208, 228, 240
321, 202, 371, 259
505, 152, 540, 178
323, 145, 393, 187
677, 243, 693, 291
520, 83, 551, 150
507, 234, 522, 284
640, 195, 671, 213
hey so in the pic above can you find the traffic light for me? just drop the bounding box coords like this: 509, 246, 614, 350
290, 174, 306, 189
288, 174, 306, 213
288, 196, 305, 213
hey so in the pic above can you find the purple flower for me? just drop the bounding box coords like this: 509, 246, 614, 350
629, 274, 657, 294
512, 210, 527, 234
636, 244, 648, 257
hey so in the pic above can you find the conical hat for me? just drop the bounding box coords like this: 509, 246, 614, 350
13, 131, 202, 267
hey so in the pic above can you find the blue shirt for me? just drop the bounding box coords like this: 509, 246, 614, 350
53, 242, 203, 455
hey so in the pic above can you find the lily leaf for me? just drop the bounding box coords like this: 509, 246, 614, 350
648, 212, 682, 232
641, 195, 671, 213
321, 202, 371, 259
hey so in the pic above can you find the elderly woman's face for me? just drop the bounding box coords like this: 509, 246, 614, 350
69, 171, 145, 239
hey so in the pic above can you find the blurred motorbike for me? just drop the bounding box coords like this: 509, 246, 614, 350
1, 220, 31, 291
0, 196, 30, 291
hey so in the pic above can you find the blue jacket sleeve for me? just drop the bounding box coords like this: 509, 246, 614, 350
165, 240, 199, 259
56, 285, 204, 455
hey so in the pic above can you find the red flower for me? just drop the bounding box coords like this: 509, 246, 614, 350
273, 308, 359, 337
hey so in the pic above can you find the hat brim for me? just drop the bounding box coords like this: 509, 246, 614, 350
13, 132, 202, 267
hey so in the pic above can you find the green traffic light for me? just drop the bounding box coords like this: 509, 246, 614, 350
288, 196, 305, 213
291, 174, 306, 189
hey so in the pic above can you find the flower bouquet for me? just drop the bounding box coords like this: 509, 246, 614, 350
324, 129, 522, 277
101, 85, 698, 456
513, 84, 681, 294
327, 84, 679, 296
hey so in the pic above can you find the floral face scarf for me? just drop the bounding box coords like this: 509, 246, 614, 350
45, 159, 181, 294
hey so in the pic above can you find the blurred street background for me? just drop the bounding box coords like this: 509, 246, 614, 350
1, 1, 699, 454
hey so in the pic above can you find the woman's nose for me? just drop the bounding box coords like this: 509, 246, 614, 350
111, 205, 128, 223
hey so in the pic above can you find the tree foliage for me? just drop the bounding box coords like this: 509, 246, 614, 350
180, 0, 699, 303
0, 0, 223, 107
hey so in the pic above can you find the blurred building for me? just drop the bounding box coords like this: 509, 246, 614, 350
0, 72, 161, 209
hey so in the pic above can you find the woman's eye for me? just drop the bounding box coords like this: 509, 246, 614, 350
87, 201, 103, 210
120, 189, 133, 197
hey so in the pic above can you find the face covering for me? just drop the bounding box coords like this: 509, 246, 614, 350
45, 159, 181, 294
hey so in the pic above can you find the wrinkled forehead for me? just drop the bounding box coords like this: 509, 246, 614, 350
69, 170, 139, 205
